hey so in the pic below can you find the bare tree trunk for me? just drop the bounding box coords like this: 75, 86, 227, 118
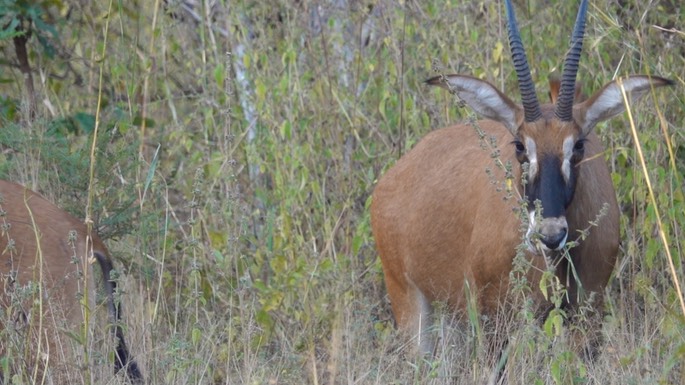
175, 1, 259, 184
309, 0, 380, 173
13, 16, 36, 121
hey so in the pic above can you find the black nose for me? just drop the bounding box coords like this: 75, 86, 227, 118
541, 228, 568, 250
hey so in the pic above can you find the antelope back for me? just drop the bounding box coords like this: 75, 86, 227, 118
0, 180, 142, 383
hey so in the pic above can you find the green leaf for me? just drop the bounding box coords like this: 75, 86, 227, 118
0, 18, 22, 40
74, 112, 95, 133
132, 115, 156, 128
214, 63, 225, 88
191, 327, 202, 346
279, 120, 291, 140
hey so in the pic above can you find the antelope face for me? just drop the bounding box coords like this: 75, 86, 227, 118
515, 118, 585, 251
425, 0, 672, 256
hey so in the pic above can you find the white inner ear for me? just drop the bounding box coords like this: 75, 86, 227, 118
444, 76, 519, 132
580, 77, 657, 134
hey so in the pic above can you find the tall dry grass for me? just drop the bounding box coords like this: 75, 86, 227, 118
0, 0, 683, 383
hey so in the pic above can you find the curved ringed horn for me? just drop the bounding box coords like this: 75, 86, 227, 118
556, 0, 589, 121
504, 0, 542, 123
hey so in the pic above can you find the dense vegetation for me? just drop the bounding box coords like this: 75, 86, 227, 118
0, 0, 683, 383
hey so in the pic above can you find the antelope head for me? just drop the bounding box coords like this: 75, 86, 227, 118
427, 0, 673, 252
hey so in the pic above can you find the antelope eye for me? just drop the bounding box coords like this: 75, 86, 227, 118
513, 140, 525, 154
574, 139, 586, 152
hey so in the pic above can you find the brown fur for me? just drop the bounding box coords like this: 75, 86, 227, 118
372, 111, 618, 326
0, 180, 141, 382
370, 72, 672, 357
372, 0, 673, 377
548, 75, 585, 104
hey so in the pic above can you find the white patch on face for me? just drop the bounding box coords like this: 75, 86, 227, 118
525, 212, 569, 254
557, 230, 568, 251
525, 137, 538, 182
525, 210, 536, 251
561, 136, 574, 182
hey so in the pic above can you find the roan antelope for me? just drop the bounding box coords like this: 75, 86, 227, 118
371, 0, 673, 359
0, 180, 143, 383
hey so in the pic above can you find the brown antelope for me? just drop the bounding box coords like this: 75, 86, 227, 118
371, 0, 672, 357
0, 180, 143, 383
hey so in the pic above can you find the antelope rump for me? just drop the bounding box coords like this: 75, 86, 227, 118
0, 180, 142, 383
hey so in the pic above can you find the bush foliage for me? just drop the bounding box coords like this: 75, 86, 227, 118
0, 0, 683, 383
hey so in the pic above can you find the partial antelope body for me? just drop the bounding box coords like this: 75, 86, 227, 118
0, 180, 142, 383
371, 0, 672, 357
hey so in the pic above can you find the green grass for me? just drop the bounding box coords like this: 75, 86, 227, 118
0, 0, 684, 383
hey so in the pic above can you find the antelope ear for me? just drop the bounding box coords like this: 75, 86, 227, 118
549, 75, 585, 104
426, 74, 523, 135
549, 75, 561, 104
573, 75, 674, 136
